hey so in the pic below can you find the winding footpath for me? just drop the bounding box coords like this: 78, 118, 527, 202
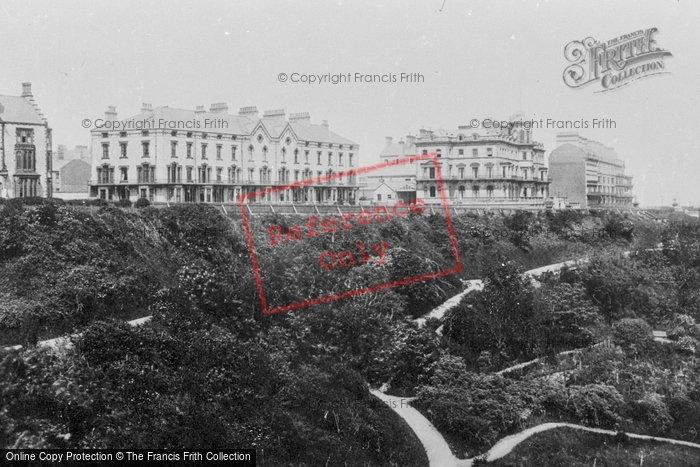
378, 253, 700, 467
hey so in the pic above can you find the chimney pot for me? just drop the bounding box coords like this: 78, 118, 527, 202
105, 105, 117, 121
239, 106, 259, 118
322, 120, 329, 130
209, 102, 229, 114
289, 112, 311, 125
21, 82, 32, 97
263, 109, 286, 120
195, 105, 205, 115
385, 136, 393, 147
141, 103, 153, 114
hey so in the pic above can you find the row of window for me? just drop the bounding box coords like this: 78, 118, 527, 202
101, 141, 354, 166
422, 166, 546, 180
422, 186, 542, 198
15, 148, 37, 172
97, 164, 358, 185
420, 148, 535, 160
102, 130, 357, 149
103, 131, 229, 140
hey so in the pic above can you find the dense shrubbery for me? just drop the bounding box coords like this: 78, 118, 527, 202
116, 198, 132, 208
1, 204, 694, 462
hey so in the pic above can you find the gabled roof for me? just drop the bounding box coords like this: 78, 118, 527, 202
549, 143, 590, 161
60, 159, 91, 171
374, 179, 416, 193
0, 95, 45, 124
288, 121, 357, 146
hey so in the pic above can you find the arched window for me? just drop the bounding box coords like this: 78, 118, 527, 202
458, 186, 465, 198
429, 186, 436, 198
248, 145, 254, 159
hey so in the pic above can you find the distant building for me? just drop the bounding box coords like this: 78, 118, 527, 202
373, 179, 417, 204
89, 104, 360, 204
549, 132, 633, 208
360, 135, 418, 201
0, 83, 53, 198
56, 159, 91, 197
53, 145, 92, 198
414, 111, 550, 208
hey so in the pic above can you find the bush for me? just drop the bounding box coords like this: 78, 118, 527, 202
612, 318, 653, 353
630, 393, 673, 433
135, 197, 151, 208
17, 196, 45, 206
90, 198, 108, 207
544, 384, 624, 427
116, 198, 133, 208
668, 314, 700, 340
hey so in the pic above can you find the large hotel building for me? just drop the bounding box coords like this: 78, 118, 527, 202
89, 104, 360, 204
0, 83, 53, 198
367, 112, 551, 208
549, 132, 633, 208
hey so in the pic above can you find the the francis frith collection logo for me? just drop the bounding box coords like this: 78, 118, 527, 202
563, 28, 672, 93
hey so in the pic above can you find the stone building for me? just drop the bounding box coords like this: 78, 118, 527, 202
549, 132, 633, 208
89, 104, 360, 204
0, 83, 52, 198
53, 145, 92, 198
414, 111, 550, 208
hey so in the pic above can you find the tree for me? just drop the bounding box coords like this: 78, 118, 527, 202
443, 261, 537, 367
533, 282, 600, 353
612, 318, 653, 355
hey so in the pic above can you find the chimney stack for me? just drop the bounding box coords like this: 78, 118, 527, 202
263, 109, 286, 120
105, 105, 117, 121
195, 105, 205, 116
406, 135, 416, 146
322, 120, 329, 130
385, 136, 393, 147
209, 102, 228, 114
141, 103, 153, 114
289, 112, 311, 125
239, 106, 259, 119
21, 82, 44, 121
21, 82, 32, 98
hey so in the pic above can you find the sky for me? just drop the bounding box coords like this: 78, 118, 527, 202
1, 0, 698, 207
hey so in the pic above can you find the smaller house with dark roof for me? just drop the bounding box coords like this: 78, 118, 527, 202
373, 179, 417, 204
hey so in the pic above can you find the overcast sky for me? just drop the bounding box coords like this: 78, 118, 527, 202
1, 0, 698, 206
